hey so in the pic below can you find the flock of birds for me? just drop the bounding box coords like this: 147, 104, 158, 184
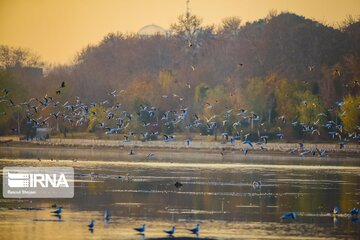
49, 205, 359, 236
0, 79, 358, 158
1, 22, 358, 239
2, 79, 359, 238
50, 206, 200, 236
281, 207, 360, 224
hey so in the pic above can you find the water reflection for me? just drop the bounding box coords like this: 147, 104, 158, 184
0, 147, 359, 239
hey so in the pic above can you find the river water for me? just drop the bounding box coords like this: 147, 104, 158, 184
0, 146, 359, 239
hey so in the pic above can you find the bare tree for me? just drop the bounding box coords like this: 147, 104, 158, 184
0, 45, 44, 69
218, 16, 242, 38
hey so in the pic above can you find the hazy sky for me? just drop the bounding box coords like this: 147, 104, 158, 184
1, 0, 359, 64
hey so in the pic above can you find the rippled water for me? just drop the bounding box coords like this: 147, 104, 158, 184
0, 146, 359, 239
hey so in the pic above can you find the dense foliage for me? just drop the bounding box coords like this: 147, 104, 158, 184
0, 12, 359, 142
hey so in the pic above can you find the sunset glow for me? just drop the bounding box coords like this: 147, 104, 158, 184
1, 0, 359, 64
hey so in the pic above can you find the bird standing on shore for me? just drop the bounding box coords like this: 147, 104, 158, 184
164, 226, 175, 236
281, 212, 296, 220
134, 224, 146, 233
350, 208, 359, 216
52, 207, 63, 215
88, 219, 94, 232
104, 209, 111, 221
188, 224, 200, 234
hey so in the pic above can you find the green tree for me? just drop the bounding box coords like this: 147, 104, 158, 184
203, 85, 232, 137
244, 78, 268, 116
194, 83, 210, 112
87, 106, 106, 132
295, 90, 325, 125
159, 70, 175, 91
194, 83, 210, 103
203, 85, 231, 116
275, 79, 305, 120
339, 95, 360, 133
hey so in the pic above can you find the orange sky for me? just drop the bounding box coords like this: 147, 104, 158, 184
0, 0, 359, 64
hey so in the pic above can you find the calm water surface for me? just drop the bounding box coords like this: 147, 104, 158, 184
0, 147, 359, 239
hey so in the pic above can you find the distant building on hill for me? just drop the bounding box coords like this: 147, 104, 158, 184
138, 24, 167, 37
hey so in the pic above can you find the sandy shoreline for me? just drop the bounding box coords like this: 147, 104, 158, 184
1, 157, 359, 171
0, 136, 359, 159
1, 136, 360, 151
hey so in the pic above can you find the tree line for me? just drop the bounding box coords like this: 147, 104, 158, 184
0, 12, 359, 141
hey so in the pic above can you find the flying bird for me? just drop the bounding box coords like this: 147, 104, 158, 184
145, 152, 155, 160
299, 150, 310, 157
252, 180, 262, 189
316, 148, 327, 157
205, 115, 216, 123
174, 181, 183, 189
243, 140, 253, 148
308, 65, 315, 71
333, 69, 341, 77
